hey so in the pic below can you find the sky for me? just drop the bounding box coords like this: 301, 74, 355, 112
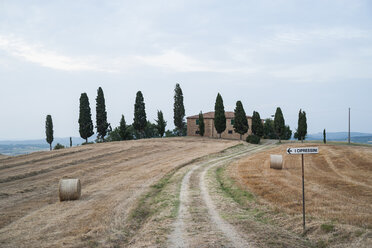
0, 0, 371, 140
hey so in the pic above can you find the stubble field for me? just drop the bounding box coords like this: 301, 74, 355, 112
1, 138, 371, 247
228, 143, 371, 246
0, 137, 238, 247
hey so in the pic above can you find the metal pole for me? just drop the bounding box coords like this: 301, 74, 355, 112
348, 108, 351, 144
302, 153, 305, 232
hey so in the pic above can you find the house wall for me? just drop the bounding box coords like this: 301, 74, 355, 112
187, 118, 252, 140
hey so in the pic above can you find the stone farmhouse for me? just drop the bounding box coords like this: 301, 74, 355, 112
186, 111, 253, 140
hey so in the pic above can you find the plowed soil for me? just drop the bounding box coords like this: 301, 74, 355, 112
0, 137, 238, 248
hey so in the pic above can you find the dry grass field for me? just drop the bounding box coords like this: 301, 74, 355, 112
0, 137, 239, 248
229, 143, 372, 227
1, 139, 371, 247
228, 143, 372, 246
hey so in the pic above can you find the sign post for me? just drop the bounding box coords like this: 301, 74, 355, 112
287, 147, 318, 233
302, 153, 305, 231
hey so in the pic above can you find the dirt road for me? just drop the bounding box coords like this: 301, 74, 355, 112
0, 137, 238, 247
168, 144, 273, 247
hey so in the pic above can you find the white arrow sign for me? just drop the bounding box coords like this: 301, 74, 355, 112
287, 147, 318, 155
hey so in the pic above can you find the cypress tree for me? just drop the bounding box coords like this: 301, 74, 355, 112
79, 93, 94, 143
281, 125, 292, 140
173, 83, 185, 135
323, 129, 326, 144
133, 91, 147, 137
96, 87, 109, 141
233, 101, 248, 140
155, 110, 167, 137
45, 115, 53, 151
274, 107, 285, 143
198, 111, 205, 137
119, 115, 130, 140
263, 118, 276, 139
214, 93, 226, 138
252, 111, 264, 137
296, 109, 307, 143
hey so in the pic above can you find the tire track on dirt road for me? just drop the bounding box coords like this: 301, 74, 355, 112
168, 142, 276, 248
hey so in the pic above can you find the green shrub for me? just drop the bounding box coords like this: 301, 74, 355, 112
321, 223, 334, 233
54, 143, 65, 150
82, 142, 94, 145
246, 135, 260, 144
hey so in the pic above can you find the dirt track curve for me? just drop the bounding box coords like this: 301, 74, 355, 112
168, 141, 276, 248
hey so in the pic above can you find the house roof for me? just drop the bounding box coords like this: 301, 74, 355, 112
186, 111, 252, 119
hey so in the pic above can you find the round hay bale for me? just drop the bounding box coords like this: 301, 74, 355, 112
270, 155, 283, 169
59, 179, 81, 201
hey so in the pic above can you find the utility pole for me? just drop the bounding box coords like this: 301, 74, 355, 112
348, 108, 351, 144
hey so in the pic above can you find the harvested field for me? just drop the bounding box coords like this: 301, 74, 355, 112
0, 137, 239, 248
229, 143, 372, 228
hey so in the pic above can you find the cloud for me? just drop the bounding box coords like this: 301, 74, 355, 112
1, 26, 371, 81
0, 35, 260, 74
135, 50, 260, 74
0, 35, 115, 72
135, 50, 211, 72
262, 27, 371, 49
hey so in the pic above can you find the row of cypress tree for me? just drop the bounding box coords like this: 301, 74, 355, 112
196, 93, 307, 143
77, 84, 186, 143
45, 86, 311, 148
45, 83, 186, 149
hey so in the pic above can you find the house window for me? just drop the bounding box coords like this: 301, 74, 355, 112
196, 119, 199, 125
228, 130, 233, 134
231, 119, 235, 125
195, 130, 200, 134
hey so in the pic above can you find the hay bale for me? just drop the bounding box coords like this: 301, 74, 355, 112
270, 155, 283, 169
59, 179, 81, 201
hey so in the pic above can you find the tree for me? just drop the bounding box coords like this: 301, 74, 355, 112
198, 111, 205, 136
155, 110, 167, 137
54, 143, 65, 150
233, 101, 248, 140
45, 115, 53, 151
323, 129, 326, 144
295, 109, 307, 142
252, 111, 264, 137
119, 115, 130, 140
214, 93, 226, 138
144, 121, 159, 138
281, 125, 292, 140
263, 119, 276, 139
173, 83, 185, 135
96, 87, 110, 141
274, 107, 285, 143
79, 93, 94, 143
165, 129, 176, 137
133, 91, 147, 138
106, 127, 122, 142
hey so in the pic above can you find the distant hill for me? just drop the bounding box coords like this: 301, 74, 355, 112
0, 137, 89, 156
307, 132, 372, 144
0, 137, 88, 146
0, 144, 49, 156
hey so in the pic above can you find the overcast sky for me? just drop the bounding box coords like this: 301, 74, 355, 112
0, 0, 371, 140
